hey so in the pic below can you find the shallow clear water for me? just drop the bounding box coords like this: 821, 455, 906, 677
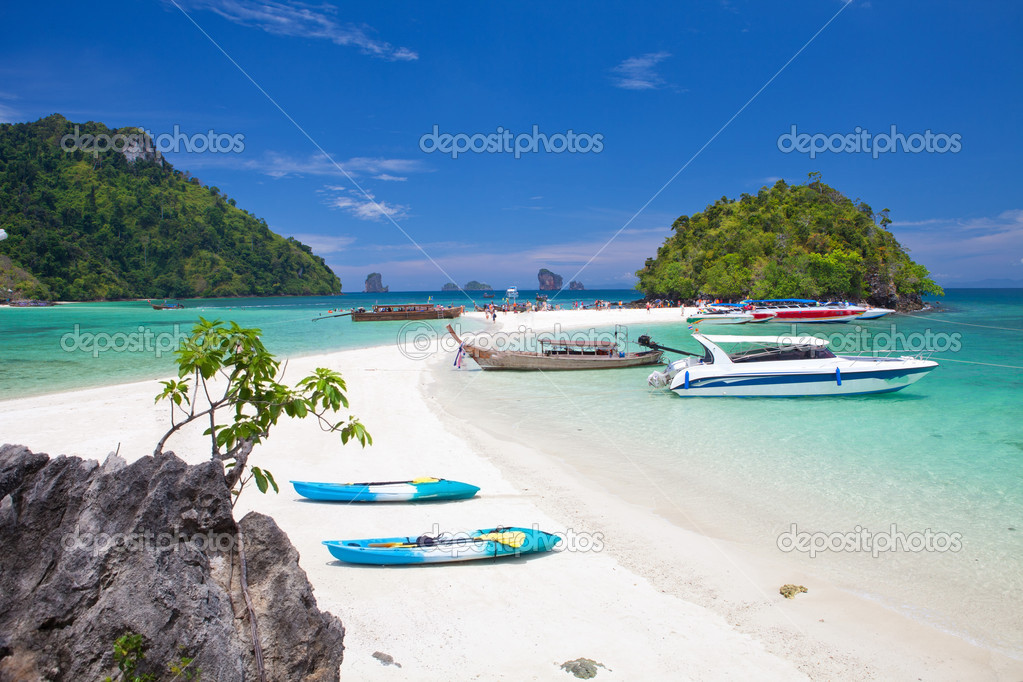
432, 289, 1023, 655
0, 288, 614, 399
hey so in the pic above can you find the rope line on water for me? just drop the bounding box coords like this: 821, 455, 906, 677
927, 356, 1023, 370
903, 313, 1023, 332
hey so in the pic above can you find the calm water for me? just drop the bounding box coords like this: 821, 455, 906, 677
3, 288, 1021, 655
0, 289, 632, 399
433, 289, 1023, 656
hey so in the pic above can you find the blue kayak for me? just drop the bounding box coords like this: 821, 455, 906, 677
323, 526, 561, 565
291, 477, 480, 502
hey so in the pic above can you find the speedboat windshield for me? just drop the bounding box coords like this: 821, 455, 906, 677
729, 344, 836, 363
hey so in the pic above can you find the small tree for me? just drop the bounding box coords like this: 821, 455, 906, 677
153, 318, 370, 681
154, 317, 371, 499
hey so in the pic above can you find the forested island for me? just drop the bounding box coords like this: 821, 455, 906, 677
442, 280, 492, 291
636, 177, 942, 309
0, 115, 341, 301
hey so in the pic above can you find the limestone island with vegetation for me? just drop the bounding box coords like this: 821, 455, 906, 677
635, 175, 942, 310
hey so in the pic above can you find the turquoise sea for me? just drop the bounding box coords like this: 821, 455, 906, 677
2, 288, 1021, 655
0, 288, 619, 399
432, 289, 1023, 657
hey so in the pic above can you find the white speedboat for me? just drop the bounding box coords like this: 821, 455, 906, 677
686, 309, 754, 325
687, 304, 777, 325
855, 307, 895, 320
645, 333, 937, 397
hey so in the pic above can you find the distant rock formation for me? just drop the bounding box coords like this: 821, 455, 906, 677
442, 281, 492, 291
0, 445, 345, 681
568, 281, 585, 291
538, 269, 563, 291
365, 273, 389, 293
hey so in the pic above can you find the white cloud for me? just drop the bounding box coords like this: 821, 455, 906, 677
373, 174, 407, 182
327, 193, 409, 222
236, 152, 426, 179
610, 52, 673, 90
0, 103, 19, 123
0, 92, 19, 123
284, 232, 355, 254
177, 0, 418, 61
892, 209, 1023, 282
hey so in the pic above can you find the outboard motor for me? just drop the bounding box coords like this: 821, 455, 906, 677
647, 370, 670, 388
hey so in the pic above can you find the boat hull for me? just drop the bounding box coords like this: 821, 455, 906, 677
855, 308, 895, 320
756, 309, 864, 323
291, 479, 479, 502
686, 313, 753, 324
352, 306, 463, 322
668, 360, 935, 397
323, 527, 560, 565
467, 348, 663, 370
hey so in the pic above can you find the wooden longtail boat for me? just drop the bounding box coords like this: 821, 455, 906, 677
351, 304, 464, 322
447, 325, 663, 370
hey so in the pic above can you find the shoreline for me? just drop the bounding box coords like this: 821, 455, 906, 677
0, 309, 1020, 678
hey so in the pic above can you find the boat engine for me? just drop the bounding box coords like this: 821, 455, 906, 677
647, 370, 670, 388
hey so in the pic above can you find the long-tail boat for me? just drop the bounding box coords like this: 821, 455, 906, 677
446, 325, 663, 370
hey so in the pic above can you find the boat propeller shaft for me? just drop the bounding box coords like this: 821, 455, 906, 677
636, 335, 701, 357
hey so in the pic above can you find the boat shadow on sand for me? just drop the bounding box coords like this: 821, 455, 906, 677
293, 497, 481, 505
325, 550, 560, 569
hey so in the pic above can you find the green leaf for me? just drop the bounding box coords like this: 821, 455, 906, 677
251, 466, 268, 494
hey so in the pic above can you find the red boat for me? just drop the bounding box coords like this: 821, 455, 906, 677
740, 299, 865, 323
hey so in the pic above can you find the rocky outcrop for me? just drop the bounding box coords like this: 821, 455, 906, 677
568, 281, 585, 291
537, 269, 563, 291
0, 444, 344, 682
864, 272, 925, 311
365, 273, 389, 293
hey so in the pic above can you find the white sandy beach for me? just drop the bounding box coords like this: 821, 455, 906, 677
2, 307, 1021, 680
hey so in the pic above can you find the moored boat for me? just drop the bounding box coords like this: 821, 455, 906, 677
644, 333, 937, 397
698, 303, 777, 323
855, 307, 896, 320
351, 303, 464, 321
149, 299, 184, 310
447, 325, 663, 370
323, 526, 560, 565
291, 478, 480, 502
686, 306, 755, 325
740, 299, 864, 323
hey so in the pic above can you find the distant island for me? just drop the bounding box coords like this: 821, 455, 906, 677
442, 280, 492, 291
636, 176, 943, 310
365, 273, 389, 293
538, 268, 563, 291
568, 281, 584, 291
0, 114, 341, 301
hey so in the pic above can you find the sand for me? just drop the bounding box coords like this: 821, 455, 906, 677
2, 307, 1021, 680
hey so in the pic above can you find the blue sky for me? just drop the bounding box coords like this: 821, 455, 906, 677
2, 1, 1021, 289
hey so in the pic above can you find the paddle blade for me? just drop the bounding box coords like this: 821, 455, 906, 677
475, 531, 526, 548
